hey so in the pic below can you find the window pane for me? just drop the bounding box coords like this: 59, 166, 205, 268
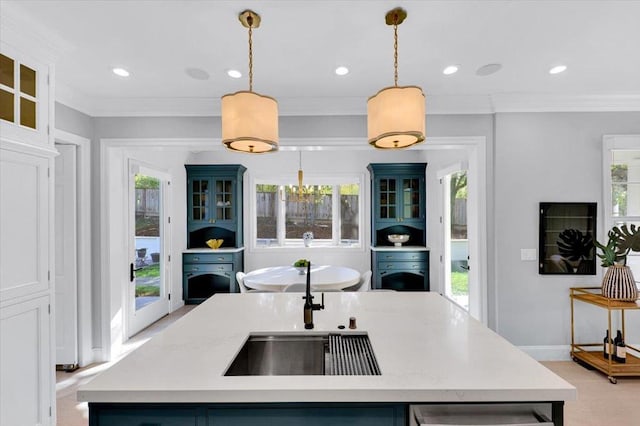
340, 184, 359, 242
256, 184, 277, 240
0, 54, 14, 88
610, 153, 640, 217
0, 89, 14, 122
20, 64, 36, 97
286, 185, 332, 240
20, 97, 36, 129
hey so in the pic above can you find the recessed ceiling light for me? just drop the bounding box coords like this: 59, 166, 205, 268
335, 66, 349, 76
185, 67, 210, 80
227, 69, 242, 79
443, 65, 459, 75
476, 63, 502, 76
112, 67, 130, 77
549, 65, 567, 74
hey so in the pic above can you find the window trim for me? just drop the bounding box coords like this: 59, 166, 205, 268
249, 172, 365, 251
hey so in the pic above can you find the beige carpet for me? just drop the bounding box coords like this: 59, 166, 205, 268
56, 306, 640, 426
541, 360, 640, 426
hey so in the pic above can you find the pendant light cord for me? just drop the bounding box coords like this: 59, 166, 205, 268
393, 19, 399, 87
248, 17, 254, 92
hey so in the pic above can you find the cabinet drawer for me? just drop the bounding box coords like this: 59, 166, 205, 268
184, 253, 233, 263
378, 261, 425, 272
183, 263, 232, 273
376, 251, 427, 262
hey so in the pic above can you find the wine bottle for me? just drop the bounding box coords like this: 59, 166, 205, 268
604, 330, 613, 360
615, 329, 626, 364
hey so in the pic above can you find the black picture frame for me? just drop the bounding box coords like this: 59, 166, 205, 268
539, 202, 597, 275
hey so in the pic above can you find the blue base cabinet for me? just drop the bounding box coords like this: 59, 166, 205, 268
89, 403, 406, 426
372, 249, 430, 291
182, 251, 243, 304
88, 401, 564, 425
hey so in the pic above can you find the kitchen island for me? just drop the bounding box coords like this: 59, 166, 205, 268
78, 292, 575, 425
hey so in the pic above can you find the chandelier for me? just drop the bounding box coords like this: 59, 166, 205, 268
367, 7, 425, 149
221, 10, 278, 153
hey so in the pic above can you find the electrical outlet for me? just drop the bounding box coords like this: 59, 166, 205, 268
521, 248, 537, 261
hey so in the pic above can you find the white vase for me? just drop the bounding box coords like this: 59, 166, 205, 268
602, 265, 638, 301
303, 231, 314, 247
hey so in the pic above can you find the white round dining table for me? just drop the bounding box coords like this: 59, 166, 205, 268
243, 265, 361, 292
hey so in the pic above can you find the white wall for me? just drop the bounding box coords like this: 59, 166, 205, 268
494, 112, 640, 352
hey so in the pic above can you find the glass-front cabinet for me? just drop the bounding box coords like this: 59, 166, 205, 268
376, 175, 422, 225
186, 164, 246, 248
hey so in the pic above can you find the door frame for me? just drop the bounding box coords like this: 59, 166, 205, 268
53, 129, 93, 366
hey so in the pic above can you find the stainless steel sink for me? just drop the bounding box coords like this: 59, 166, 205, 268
224, 333, 380, 376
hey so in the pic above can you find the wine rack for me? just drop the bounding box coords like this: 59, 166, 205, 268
570, 287, 640, 383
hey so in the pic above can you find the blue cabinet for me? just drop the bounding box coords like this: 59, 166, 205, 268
89, 403, 405, 426
372, 249, 429, 291
368, 163, 429, 291
367, 163, 426, 246
184, 165, 246, 303
182, 251, 243, 304
186, 164, 246, 248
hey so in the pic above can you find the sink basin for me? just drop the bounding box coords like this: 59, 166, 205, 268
225, 334, 326, 376
224, 333, 380, 376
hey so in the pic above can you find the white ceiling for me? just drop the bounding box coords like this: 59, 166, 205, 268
2, 0, 640, 116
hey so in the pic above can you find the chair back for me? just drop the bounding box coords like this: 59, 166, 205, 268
236, 271, 249, 293
358, 270, 372, 291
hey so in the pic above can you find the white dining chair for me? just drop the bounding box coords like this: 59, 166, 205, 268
343, 270, 372, 291
358, 270, 372, 291
236, 271, 251, 293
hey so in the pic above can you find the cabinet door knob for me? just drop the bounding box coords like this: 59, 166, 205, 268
193, 267, 199, 271
217, 257, 224, 261
193, 257, 200, 261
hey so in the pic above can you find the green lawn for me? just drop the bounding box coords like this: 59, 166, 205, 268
136, 264, 159, 278
451, 271, 469, 295
135, 285, 160, 297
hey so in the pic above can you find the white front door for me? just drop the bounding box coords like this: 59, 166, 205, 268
128, 162, 170, 337
55, 143, 78, 366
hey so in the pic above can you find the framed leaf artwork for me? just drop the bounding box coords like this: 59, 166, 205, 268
539, 202, 597, 275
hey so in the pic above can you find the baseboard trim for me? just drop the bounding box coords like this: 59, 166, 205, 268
518, 345, 572, 361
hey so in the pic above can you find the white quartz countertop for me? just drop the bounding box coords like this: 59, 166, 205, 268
78, 292, 575, 404
183, 247, 244, 253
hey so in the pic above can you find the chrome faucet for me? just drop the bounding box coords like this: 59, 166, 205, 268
303, 262, 324, 329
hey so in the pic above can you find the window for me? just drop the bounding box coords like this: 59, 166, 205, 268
254, 176, 362, 248
603, 136, 640, 277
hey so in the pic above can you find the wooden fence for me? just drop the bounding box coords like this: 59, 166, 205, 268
136, 188, 160, 216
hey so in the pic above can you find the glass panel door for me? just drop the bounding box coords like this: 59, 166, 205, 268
129, 165, 170, 337
443, 170, 469, 311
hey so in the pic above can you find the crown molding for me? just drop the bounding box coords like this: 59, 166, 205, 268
55, 89, 640, 118
491, 93, 640, 113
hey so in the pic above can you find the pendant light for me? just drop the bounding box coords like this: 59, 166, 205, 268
367, 7, 425, 149
222, 10, 278, 153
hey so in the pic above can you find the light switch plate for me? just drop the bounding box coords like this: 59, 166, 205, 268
521, 248, 537, 261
